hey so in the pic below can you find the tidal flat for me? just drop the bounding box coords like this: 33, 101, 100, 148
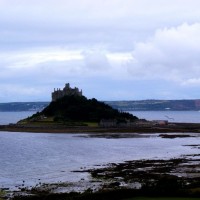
2, 122, 200, 134
1, 112, 200, 199
1, 132, 198, 200
10, 156, 200, 200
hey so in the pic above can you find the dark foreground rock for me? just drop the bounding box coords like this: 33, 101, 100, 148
159, 134, 195, 138
10, 187, 200, 200
9, 155, 200, 200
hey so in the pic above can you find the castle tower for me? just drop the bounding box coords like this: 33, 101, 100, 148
51, 83, 83, 101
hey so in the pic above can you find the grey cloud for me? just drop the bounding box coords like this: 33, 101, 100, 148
82, 50, 110, 71
1, 0, 200, 52
1, 1, 200, 101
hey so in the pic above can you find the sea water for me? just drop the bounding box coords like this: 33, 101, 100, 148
0, 131, 199, 190
0, 111, 199, 125
0, 111, 36, 125
130, 110, 200, 123
0, 111, 200, 190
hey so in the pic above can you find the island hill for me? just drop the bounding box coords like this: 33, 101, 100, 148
2, 83, 200, 134
18, 83, 138, 127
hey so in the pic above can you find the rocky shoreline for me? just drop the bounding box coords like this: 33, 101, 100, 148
1, 122, 200, 134
1, 123, 200, 199
6, 155, 200, 200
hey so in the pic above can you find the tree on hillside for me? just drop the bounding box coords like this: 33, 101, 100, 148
40, 95, 138, 122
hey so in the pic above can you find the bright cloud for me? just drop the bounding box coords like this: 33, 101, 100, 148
128, 23, 200, 85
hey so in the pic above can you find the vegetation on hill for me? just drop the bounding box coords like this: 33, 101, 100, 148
28, 95, 138, 123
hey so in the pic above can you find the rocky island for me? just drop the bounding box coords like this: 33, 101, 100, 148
1, 83, 200, 134
29, 83, 137, 124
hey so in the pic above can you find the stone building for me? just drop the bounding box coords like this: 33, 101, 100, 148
52, 83, 82, 101
99, 119, 117, 128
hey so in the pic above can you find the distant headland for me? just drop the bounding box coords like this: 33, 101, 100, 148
1, 99, 200, 112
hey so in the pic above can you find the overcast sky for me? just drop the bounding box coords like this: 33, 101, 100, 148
1, 0, 200, 102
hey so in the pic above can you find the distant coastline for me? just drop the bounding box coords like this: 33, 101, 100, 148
0, 102, 49, 112
1, 99, 200, 112
106, 99, 200, 111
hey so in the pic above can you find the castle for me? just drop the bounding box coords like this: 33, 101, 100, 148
52, 83, 82, 101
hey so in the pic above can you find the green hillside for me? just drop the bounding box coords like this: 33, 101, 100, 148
27, 95, 138, 123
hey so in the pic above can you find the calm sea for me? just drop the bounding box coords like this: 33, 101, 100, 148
0, 111, 200, 190
0, 111, 200, 125
130, 110, 200, 123
0, 111, 36, 125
